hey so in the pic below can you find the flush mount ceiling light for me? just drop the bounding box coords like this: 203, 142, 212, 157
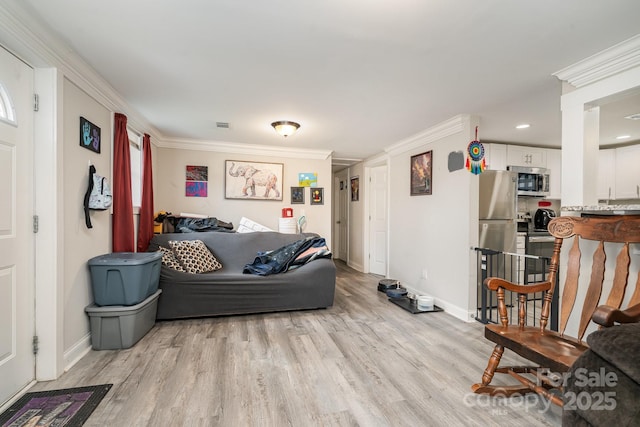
515, 123, 530, 129
271, 120, 300, 137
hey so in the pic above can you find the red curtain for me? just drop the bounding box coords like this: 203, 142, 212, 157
137, 133, 154, 252
112, 113, 135, 252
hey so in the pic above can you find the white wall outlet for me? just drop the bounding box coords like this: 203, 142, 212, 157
421, 269, 428, 279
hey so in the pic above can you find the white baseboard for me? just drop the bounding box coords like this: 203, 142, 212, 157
434, 299, 476, 323
347, 260, 364, 272
64, 333, 92, 372
0, 381, 36, 414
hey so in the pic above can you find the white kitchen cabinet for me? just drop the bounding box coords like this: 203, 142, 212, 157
614, 145, 640, 199
483, 143, 507, 170
506, 145, 547, 168
546, 148, 561, 200
597, 149, 616, 201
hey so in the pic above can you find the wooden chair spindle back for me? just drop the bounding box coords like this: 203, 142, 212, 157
547, 215, 640, 341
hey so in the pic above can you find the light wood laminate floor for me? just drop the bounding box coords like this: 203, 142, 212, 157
31, 261, 562, 426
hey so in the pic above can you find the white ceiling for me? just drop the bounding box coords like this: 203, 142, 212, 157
15, 1, 640, 164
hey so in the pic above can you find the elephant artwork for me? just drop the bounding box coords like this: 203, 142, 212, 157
225, 160, 284, 200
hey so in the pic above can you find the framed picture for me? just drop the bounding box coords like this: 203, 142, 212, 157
410, 150, 432, 196
298, 172, 318, 187
79, 116, 101, 153
185, 165, 208, 197
225, 160, 283, 200
350, 176, 359, 201
185, 181, 208, 197
186, 165, 208, 181
310, 187, 324, 205
291, 187, 305, 204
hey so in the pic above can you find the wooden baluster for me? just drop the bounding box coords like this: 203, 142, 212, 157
497, 288, 508, 326
540, 237, 562, 332
560, 237, 581, 336
518, 294, 526, 327
605, 243, 630, 309
578, 241, 606, 341
481, 345, 504, 385
629, 271, 640, 307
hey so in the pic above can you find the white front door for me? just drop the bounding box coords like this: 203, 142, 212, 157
0, 46, 35, 407
369, 165, 387, 275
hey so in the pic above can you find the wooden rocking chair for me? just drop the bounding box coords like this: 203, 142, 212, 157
472, 214, 640, 406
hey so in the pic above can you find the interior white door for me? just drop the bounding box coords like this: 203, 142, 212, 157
0, 46, 35, 406
369, 165, 387, 275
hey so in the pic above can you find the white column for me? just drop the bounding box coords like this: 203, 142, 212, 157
560, 104, 599, 207
559, 68, 640, 208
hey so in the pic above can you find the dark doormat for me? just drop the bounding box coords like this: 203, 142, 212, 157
0, 384, 112, 427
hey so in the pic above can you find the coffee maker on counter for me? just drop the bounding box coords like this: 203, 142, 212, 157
534, 208, 556, 231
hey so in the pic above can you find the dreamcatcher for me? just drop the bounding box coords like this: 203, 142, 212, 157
466, 126, 485, 175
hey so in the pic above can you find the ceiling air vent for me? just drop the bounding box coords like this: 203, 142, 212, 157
216, 122, 230, 129
624, 113, 640, 120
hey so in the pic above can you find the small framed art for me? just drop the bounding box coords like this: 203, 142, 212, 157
291, 187, 305, 204
350, 176, 359, 201
410, 150, 432, 196
79, 116, 101, 153
310, 187, 324, 205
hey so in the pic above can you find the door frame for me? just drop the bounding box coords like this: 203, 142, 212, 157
332, 170, 349, 261
33, 68, 63, 381
1, 64, 62, 414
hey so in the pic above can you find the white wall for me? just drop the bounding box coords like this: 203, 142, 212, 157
62, 78, 112, 353
350, 115, 480, 321
154, 147, 333, 244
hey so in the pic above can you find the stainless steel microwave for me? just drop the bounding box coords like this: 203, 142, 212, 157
507, 166, 550, 197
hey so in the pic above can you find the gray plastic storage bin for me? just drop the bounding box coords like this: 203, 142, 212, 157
88, 251, 162, 306
85, 289, 161, 350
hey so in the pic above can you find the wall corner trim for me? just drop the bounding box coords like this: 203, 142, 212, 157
553, 34, 640, 88
384, 115, 466, 157
156, 137, 333, 160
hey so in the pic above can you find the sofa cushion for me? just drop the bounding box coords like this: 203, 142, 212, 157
586, 322, 640, 384
158, 246, 185, 272
169, 239, 222, 274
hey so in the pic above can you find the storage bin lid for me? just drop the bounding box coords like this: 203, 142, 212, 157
85, 289, 162, 314
88, 251, 162, 266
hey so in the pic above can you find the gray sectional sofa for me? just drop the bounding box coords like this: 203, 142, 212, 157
148, 231, 336, 320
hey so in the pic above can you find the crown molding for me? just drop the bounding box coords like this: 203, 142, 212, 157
363, 152, 389, 167
385, 115, 466, 157
156, 137, 333, 160
553, 34, 640, 88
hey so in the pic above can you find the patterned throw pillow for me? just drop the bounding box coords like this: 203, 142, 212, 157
169, 240, 223, 274
158, 246, 186, 272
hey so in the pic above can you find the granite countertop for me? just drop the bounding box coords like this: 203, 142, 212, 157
562, 205, 640, 215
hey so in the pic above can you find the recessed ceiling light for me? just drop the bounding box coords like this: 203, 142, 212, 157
616, 135, 631, 140
516, 124, 530, 129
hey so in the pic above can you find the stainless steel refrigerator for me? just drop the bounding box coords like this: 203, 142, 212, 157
479, 170, 517, 253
